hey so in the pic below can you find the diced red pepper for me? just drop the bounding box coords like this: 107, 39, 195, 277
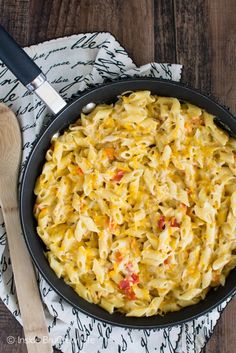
158, 215, 166, 230
126, 288, 136, 300
115, 251, 123, 263
130, 273, 139, 284
118, 279, 131, 291
112, 170, 124, 182
170, 217, 180, 228
164, 258, 169, 265
77, 167, 84, 175
119, 281, 136, 300
119, 275, 137, 300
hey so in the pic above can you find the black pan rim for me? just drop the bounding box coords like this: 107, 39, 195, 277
20, 77, 236, 329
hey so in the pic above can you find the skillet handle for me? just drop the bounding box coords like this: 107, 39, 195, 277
0, 25, 67, 114
0, 25, 42, 87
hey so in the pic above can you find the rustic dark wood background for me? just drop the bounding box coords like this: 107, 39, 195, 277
0, 0, 236, 352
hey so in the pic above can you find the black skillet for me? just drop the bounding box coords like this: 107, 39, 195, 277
0, 25, 236, 329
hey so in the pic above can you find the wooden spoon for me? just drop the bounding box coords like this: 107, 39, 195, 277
0, 103, 52, 353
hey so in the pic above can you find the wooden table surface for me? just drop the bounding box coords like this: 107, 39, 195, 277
0, 0, 236, 352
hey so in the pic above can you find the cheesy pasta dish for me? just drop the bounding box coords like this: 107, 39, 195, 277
34, 91, 236, 317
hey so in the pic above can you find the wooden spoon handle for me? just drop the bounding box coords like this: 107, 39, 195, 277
1, 181, 52, 353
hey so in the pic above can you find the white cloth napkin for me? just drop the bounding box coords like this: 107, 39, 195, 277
0, 32, 232, 353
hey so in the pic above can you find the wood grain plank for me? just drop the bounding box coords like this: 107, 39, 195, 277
203, 297, 236, 353
174, 0, 212, 92
0, 299, 27, 353
154, 0, 176, 63
0, 0, 31, 45
76, 0, 155, 66
174, 1, 236, 353
28, 0, 154, 66
0, 298, 61, 353
204, 3, 236, 351
208, 0, 236, 112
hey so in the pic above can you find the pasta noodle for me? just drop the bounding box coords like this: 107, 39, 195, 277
34, 91, 236, 316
